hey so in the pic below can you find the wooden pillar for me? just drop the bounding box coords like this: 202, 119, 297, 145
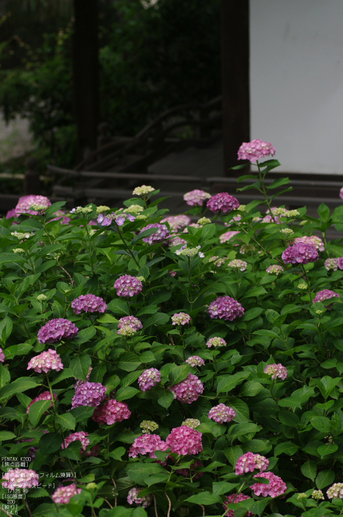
221, 0, 250, 176
73, 0, 99, 162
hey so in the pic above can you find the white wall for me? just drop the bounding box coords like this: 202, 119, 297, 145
250, 0, 343, 174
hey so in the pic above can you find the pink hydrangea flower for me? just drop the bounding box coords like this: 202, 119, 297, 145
129, 434, 168, 458
2, 468, 39, 490
27, 349, 63, 374
71, 382, 107, 409
282, 243, 319, 265
71, 294, 107, 314
228, 259, 248, 271
140, 223, 170, 244
206, 337, 227, 348
327, 482, 343, 499
117, 316, 143, 335
265, 363, 288, 380
339, 258, 343, 270
127, 487, 152, 508
14, 195, 51, 216
251, 471, 287, 498
237, 139, 276, 163
235, 452, 269, 475
62, 431, 90, 454
114, 275, 143, 297
313, 289, 340, 304
170, 373, 204, 404
166, 426, 203, 455
183, 189, 211, 206
138, 368, 161, 391
52, 484, 82, 504
207, 193, 240, 214
0, 347, 5, 362
208, 296, 245, 321
220, 231, 240, 243
38, 318, 79, 344
223, 493, 254, 517
340, 187, 343, 200
209, 403, 236, 424
266, 265, 284, 275
92, 399, 131, 425
27, 391, 56, 414
294, 235, 325, 252
161, 215, 191, 231
186, 356, 205, 367
169, 236, 187, 247
171, 312, 191, 326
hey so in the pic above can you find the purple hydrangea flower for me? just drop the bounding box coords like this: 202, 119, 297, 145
171, 312, 191, 326
294, 235, 325, 251
183, 189, 211, 207
208, 403, 236, 424
208, 296, 245, 321
207, 193, 240, 214
264, 363, 288, 380
14, 195, 51, 216
140, 223, 170, 244
237, 139, 276, 163
71, 294, 107, 315
170, 373, 204, 404
186, 356, 205, 367
27, 349, 63, 374
71, 382, 107, 409
235, 452, 269, 475
282, 243, 319, 265
0, 347, 5, 363
166, 426, 203, 455
129, 434, 168, 458
161, 215, 191, 231
38, 318, 79, 344
52, 484, 82, 504
127, 487, 152, 508
2, 468, 39, 490
313, 289, 340, 304
138, 368, 161, 391
340, 187, 343, 201
92, 399, 131, 425
114, 275, 143, 297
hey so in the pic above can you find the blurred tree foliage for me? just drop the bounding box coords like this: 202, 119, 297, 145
0, 0, 221, 167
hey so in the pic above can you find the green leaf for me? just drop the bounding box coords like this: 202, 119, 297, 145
0, 363, 10, 388
243, 307, 263, 321
213, 481, 239, 496
249, 499, 271, 517
74, 326, 96, 345
317, 203, 330, 222
55, 413, 76, 430
278, 410, 299, 428
69, 354, 92, 381
126, 462, 166, 484
0, 315, 13, 344
0, 431, 16, 442
317, 443, 338, 457
301, 460, 317, 482
107, 299, 130, 316
71, 406, 95, 422
29, 400, 52, 427
311, 416, 331, 434
38, 432, 63, 455
217, 371, 250, 394
116, 387, 140, 401
0, 377, 40, 401
316, 469, 335, 489
239, 381, 264, 397
157, 391, 175, 409
278, 386, 316, 409
186, 492, 222, 505
266, 177, 290, 190
274, 442, 299, 456
143, 312, 170, 327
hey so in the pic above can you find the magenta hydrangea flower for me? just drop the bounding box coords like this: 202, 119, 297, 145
0, 347, 5, 363
325, 258, 339, 271
2, 468, 39, 490
223, 493, 254, 517
71, 294, 107, 315
27, 391, 56, 414
251, 471, 287, 498
71, 382, 107, 409
235, 452, 269, 475
327, 483, 343, 499
166, 426, 203, 455
92, 399, 131, 425
266, 265, 284, 275
313, 289, 340, 304
52, 484, 82, 504
207, 193, 240, 214
171, 312, 191, 326
62, 431, 90, 454
220, 230, 240, 243
127, 487, 152, 508
114, 275, 143, 297
170, 373, 204, 404
264, 364, 288, 380
138, 368, 161, 391
140, 223, 170, 244
183, 189, 211, 207
282, 242, 319, 265
208, 403, 236, 424
27, 349, 63, 374
186, 356, 205, 367
129, 434, 168, 458
208, 296, 245, 321
206, 337, 227, 348
161, 215, 191, 231
38, 318, 79, 344
294, 235, 325, 251
14, 195, 51, 216
340, 188, 343, 200
237, 139, 276, 163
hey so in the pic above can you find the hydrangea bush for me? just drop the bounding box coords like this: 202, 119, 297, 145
1, 141, 343, 517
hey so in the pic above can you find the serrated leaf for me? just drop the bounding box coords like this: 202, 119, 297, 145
316, 469, 335, 489
243, 307, 264, 321
274, 442, 299, 456
74, 326, 96, 345
301, 460, 317, 482
116, 386, 140, 401
55, 413, 76, 430
29, 400, 52, 427
0, 431, 16, 441
107, 299, 130, 316
217, 372, 250, 394
69, 354, 92, 381
186, 492, 222, 505
0, 377, 40, 401
157, 391, 175, 409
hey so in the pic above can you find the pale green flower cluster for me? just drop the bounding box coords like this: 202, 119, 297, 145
37, 294, 47, 301
96, 205, 110, 214
284, 209, 300, 217
11, 231, 33, 240
240, 244, 256, 254
182, 418, 201, 429
12, 248, 25, 254
297, 493, 307, 501
30, 203, 47, 211
280, 228, 294, 235
132, 185, 155, 196
176, 246, 203, 257
124, 204, 144, 215
237, 204, 246, 212
140, 420, 159, 434
71, 205, 93, 215
197, 217, 211, 225
228, 259, 247, 272
312, 490, 324, 501
209, 256, 227, 267
297, 283, 308, 290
